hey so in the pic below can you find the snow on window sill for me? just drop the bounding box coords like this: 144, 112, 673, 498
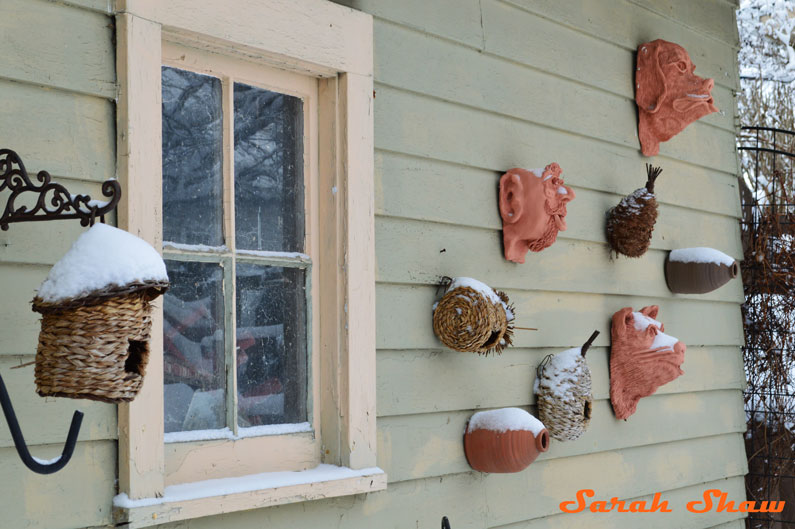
112, 464, 386, 528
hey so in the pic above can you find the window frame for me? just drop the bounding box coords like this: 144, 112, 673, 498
113, 0, 381, 525
159, 46, 322, 484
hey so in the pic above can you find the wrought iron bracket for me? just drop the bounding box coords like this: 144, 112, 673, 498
0, 373, 83, 474
0, 148, 121, 231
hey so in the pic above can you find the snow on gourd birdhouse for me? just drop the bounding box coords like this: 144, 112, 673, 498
665, 247, 739, 294
32, 224, 169, 403
535, 331, 598, 442
464, 407, 550, 473
432, 277, 514, 355
610, 306, 686, 420
606, 164, 662, 258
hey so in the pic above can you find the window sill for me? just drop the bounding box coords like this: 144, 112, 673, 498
112, 465, 387, 528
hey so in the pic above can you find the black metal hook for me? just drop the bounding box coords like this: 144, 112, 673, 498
0, 373, 83, 474
441, 516, 451, 529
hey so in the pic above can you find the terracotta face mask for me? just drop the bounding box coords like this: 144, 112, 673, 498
498, 163, 574, 264
635, 39, 718, 156
610, 306, 686, 420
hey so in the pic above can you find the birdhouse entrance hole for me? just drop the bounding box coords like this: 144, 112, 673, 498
125, 340, 148, 376
583, 400, 592, 421
481, 330, 502, 350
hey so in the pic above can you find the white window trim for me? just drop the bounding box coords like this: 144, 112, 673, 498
113, 1, 382, 526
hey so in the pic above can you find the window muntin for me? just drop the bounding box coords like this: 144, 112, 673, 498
161, 59, 315, 440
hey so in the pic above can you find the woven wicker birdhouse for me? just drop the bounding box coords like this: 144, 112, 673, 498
32, 224, 169, 403
432, 277, 514, 355
535, 331, 598, 441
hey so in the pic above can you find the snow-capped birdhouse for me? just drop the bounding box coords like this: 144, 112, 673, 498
535, 331, 598, 442
664, 247, 739, 294
610, 306, 686, 420
464, 407, 549, 473
606, 164, 662, 258
498, 163, 575, 263
32, 224, 169, 403
432, 277, 514, 355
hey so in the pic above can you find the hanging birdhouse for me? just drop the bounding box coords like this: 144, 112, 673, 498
606, 164, 662, 258
464, 407, 550, 473
32, 223, 169, 403
610, 306, 686, 420
535, 330, 598, 442
432, 277, 514, 355
664, 247, 739, 294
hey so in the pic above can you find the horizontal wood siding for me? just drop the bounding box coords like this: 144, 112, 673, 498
0, 0, 116, 527
165, 0, 748, 528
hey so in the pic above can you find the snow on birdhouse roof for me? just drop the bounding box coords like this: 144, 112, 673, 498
36, 223, 168, 303
668, 247, 735, 267
467, 407, 545, 435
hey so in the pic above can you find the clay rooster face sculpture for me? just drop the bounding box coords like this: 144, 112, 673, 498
499, 163, 574, 263
635, 39, 718, 156
610, 306, 686, 420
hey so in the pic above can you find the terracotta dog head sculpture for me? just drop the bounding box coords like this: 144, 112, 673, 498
635, 39, 718, 156
610, 306, 686, 420
499, 163, 574, 263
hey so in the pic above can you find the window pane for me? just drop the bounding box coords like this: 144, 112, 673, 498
236, 263, 307, 426
162, 66, 224, 247
234, 83, 304, 252
163, 260, 226, 433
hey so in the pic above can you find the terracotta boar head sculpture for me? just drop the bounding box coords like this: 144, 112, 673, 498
499, 163, 574, 263
610, 305, 686, 420
635, 39, 718, 156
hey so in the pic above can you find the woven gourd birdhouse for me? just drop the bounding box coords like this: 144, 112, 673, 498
606, 164, 662, 258
432, 277, 514, 355
32, 224, 169, 403
535, 331, 598, 441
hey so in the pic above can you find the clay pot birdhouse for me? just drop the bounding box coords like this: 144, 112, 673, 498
464, 408, 550, 473
606, 164, 662, 258
432, 277, 514, 355
610, 306, 686, 420
499, 163, 575, 263
32, 224, 169, 403
664, 247, 739, 294
535, 331, 598, 442
635, 39, 718, 157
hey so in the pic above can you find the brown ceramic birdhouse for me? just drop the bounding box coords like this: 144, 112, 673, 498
464, 408, 550, 473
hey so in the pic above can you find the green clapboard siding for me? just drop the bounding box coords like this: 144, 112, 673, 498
0, 1, 117, 528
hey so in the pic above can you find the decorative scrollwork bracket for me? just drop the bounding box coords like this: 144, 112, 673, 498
0, 148, 121, 231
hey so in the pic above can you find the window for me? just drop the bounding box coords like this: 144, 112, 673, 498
113, 1, 381, 525
160, 50, 316, 440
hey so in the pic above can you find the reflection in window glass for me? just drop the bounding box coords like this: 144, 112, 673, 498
162, 66, 224, 247
234, 83, 304, 252
163, 260, 226, 433
236, 263, 307, 426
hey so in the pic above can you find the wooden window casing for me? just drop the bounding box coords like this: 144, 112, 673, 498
114, 1, 381, 525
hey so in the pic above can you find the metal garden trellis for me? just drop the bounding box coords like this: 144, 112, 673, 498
738, 126, 795, 528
